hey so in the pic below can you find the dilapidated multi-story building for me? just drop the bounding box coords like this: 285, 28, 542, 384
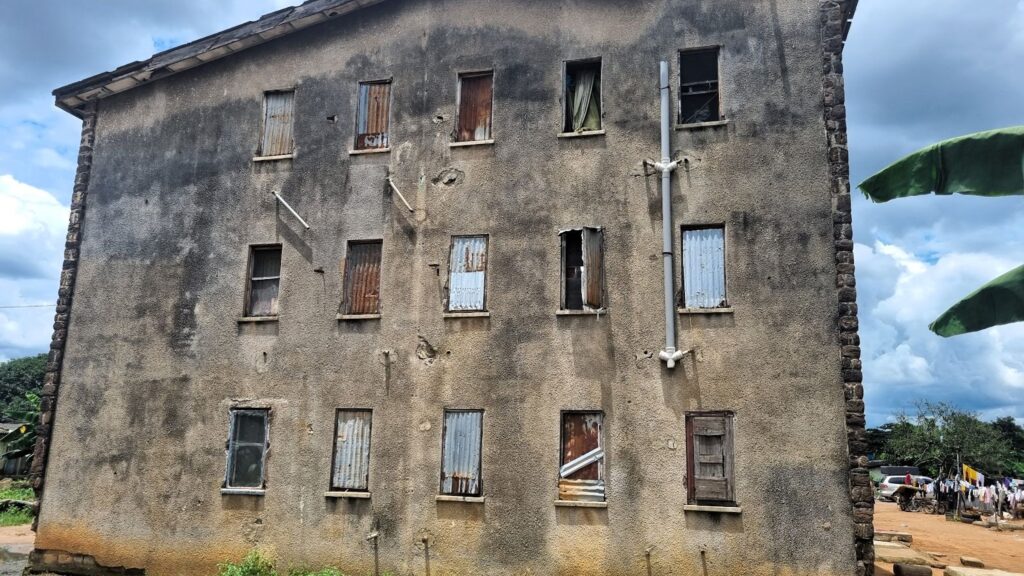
31, 0, 869, 574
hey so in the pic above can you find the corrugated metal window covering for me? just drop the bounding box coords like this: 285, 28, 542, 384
686, 413, 735, 503
356, 82, 391, 150
559, 412, 604, 502
248, 246, 282, 317
260, 91, 295, 157
332, 410, 372, 491
456, 73, 493, 142
448, 236, 487, 311
440, 410, 483, 496
343, 241, 382, 315
682, 227, 726, 308
226, 409, 268, 489
679, 48, 720, 124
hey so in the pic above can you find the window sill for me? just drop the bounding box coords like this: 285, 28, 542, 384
450, 139, 494, 148
557, 129, 605, 139
348, 147, 390, 156
325, 491, 371, 499
237, 316, 279, 324
675, 119, 729, 131
677, 307, 734, 315
436, 495, 485, 503
443, 311, 490, 319
556, 309, 606, 316
554, 500, 607, 509
683, 504, 742, 514
221, 488, 266, 496
336, 314, 381, 321
252, 154, 294, 162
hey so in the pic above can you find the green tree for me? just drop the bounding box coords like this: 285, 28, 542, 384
0, 353, 46, 422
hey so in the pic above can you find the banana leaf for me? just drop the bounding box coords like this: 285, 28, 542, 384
930, 264, 1024, 337
858, 126, 1024, 202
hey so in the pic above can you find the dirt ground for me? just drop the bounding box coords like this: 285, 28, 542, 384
874, 501, 1024, 575
0, 524, 32, 575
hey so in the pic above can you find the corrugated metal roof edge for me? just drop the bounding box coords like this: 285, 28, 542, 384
52, 0, 389, 118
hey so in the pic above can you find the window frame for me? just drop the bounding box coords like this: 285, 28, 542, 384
454, 70, 495, 143
342, 239, 384, 316
245, 244, 283, 318
439, 409, 484, 497
558, 410, 606, 503
445, 234, 489, 313
678, 47, 722, 126
330, 408, 373, 493
257, 89, 296, 158
685, 410, 736, 505
353, 79, 393, 151
559, 227, 606, 311
562, 57, 604, 134
679, 224, 728, 310
224, 408, 270, 491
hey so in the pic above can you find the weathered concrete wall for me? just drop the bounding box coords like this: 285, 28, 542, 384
35, 0, 859, 574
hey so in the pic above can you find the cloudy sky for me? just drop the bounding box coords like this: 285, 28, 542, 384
1, 1, 1022, 426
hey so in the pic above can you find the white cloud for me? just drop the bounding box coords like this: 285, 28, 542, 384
0, 174, 69, 237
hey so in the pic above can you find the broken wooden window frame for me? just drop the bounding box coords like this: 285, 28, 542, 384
256, 89, 296, 159
353, 79, 392, 152
558, 411, 605, 503
685, 411, 736, 505
454, 70, 494, 144
680, 224, 728, 310
678, 47, 722, 126
341, 240, 383, 317
439, 409, 484, 498
562, 58, 603, 134
330, 409, 372, 493
224, 408, 270, 492
559, 227, 606, 312
446, 235, 489, 313
245, 244, 282, 318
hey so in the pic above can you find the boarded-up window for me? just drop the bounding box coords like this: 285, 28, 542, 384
560, 227, 605, 310
260, 90, 295, 156
247, 246, 282, 317
343, 241, 382, 315
440, 410, 483, 496
331, 409, 372, 491
447, 235, 488, 312
679, 48, 720, 125
564, 59, 602, 133
559, 412, 604, 502
686, 412, 735, 503
355, 81, 391, 150
456, 72, 493, 142
681, 226, 726, 309
225, 409, 269, 489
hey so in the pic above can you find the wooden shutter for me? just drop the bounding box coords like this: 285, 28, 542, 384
456, 73, 493, 142
356, 82, 391, 150
686, 413, 734, 503
260, 91, 294, 156
581, 227, 604, 309
343, 241, 382, 315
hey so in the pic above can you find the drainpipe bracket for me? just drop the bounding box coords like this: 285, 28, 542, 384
653, 160, 679, 173
659, 347, 690, 368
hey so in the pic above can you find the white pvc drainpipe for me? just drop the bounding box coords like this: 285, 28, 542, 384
655, 61, 686, 369
273, 191, 310, 229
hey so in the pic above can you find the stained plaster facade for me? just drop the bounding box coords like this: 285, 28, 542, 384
32, 0, 868, 574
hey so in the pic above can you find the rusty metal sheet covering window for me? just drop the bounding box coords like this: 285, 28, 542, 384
248, 246, 281, 317
559, 412, 604, 502
260, 90, 295, 157
332, 410, 371, 491
682, 226, 726, 308
355, 81, 390, 150
456, 73, 493, 142
440, 410, 483, 496
343, 241, 382, 315
448, 236, 487, 311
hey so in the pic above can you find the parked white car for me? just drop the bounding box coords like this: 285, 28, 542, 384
877, 475, 933, 500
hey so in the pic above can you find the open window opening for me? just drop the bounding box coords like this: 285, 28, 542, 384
564, 59, 602, 133
355, 80, 391, 150
246, 245, 282, 317
440, 410, 483, 497
681, 226, 727, 309
331, 409, 372, 492
225, 409, 269, 490
686, 412, 736, 504
455, 72, 493, 142
559, 411, 605, 502
560, 227, 605, 311
679, 48, 720, 125
343, 240, 382, 315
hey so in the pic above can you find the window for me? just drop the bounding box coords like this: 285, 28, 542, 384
259, 90, 295, 157
679, 48, 720, 125
440, 410, 483, 496
342, 241, 383, 315
455, 72, 493, 142
681, 226, 727, 309
225, 409, 269, 490
331, 409, 372, 492
560, 227, 605, 310
564, 59, 602, 133
685, 412, 735, 503
447, 235, 488, 312
355, 81, 391, 150
246, 246, 282, 317
559, 412, 605, 502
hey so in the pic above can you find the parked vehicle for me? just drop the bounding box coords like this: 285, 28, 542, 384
877, 475, 933, 500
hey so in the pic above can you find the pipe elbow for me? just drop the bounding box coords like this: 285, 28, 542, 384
659, 348, 688, 368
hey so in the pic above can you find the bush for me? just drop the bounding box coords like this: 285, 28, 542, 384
0, 508, 34, 527
218, 550, 277, 576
